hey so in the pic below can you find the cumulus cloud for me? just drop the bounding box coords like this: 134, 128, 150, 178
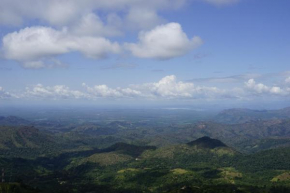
0, 76, 243, 100
2, 22, 201, 68
131, 75, 230, 99
0, 0, 79, 26
24, 84, 87, 99
0, 0, 239, 28
0, 0, 238, 31
6, 75, 230, 100
0, 0, 186, 27
24, 75, 227, 100
143, 75, 195, 97
125, 7, 165, 30
2, 26, 121, 68
0, 86, 12, 99
70, 13, 122, 37
2, 75, 290, 101
82, 83, 141, 98
245, 79, 287, 95
1, 0, 237, 67
125, 23, 203, 59
245, 79, 269, 93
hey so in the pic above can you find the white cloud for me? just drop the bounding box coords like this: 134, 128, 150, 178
0, 0, 187, 27
2, 23, 201, 68
125, 23, 203, 59
25, 84, 87, 99
125, 8, 165, 30
146, 75, 195, 97
0, 0, 90, 26
1, 0, 238, 67
0, 86, 12, 98
270, 87, 283, 94
2, 75, 290, 101
245, 79, 287, 95
70, 13, 122, 37
3, 27, 69, 62
2, 26, 121, 68
82, 83, 141, 98
203, 0, 239, 6
131, 75, 230, 99
17, 75, 229, 100
245, 79, 269, 93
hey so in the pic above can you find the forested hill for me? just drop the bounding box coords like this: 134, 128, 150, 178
0, 116, 31, 126
187, 136, 228, 149
214, 107, 290, 124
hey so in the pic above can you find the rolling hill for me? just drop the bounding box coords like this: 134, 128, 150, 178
214, 107, 290, 124
0, 116, 31, 126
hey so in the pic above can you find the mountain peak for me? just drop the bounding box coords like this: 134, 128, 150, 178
187, 136, 227, 149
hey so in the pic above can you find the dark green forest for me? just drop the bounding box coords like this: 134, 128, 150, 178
1, 108, 290, 192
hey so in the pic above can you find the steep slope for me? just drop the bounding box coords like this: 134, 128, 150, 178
0, 126, 60, 158
0, 126, 97, 158
0, 126, 50, 148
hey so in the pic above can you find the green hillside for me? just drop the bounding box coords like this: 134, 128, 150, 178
1, 108, 290, 192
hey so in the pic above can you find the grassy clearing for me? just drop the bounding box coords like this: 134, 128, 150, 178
171, 168, 188, 175
79, 152, 133, 166
272, 172, 290, 182
219, 167, 242, 184
118, 168, 139, 173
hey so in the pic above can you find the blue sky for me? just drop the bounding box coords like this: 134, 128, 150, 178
0, 0, 289, 108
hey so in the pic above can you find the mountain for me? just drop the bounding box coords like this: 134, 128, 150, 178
0, 116, 31, 126
233, 147, 290, 172
68, 142, 157, 167
214, 107, 290, 124
0, 126, 104, 158
0, 126, 59, 158
2, 136, 290, 193
0, 126, 49, 148
140, 137, 238, 161
155, 119, 290, 153
187, 136, 227, 149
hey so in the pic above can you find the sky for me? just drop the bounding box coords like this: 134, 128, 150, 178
0, 0, 289, 109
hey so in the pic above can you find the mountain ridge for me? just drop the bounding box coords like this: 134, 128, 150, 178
214, 107, 290, 124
